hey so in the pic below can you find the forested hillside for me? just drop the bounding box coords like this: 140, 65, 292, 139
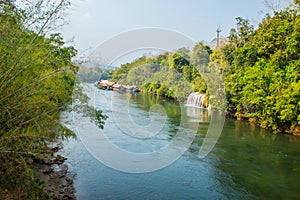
214, 3, 300, 133
110, 2, 300, 134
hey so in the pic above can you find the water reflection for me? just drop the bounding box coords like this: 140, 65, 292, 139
210, 119, 300, 199
66, 85, 300, 199
185, 106, 210, 123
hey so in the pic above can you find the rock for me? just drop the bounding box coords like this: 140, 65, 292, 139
43, 158, 54, 165
56, 154, 66, 160
54, 154, 67, 165
66, 177, 73, 184
35, 154, 76, 199
51, 146, 60, 152
40, 166, 54, 174
57, 164, 68, 178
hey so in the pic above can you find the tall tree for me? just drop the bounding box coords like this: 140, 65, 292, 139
0, 0, 106, 197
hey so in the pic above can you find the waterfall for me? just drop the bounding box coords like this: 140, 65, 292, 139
186, 92, 207, 108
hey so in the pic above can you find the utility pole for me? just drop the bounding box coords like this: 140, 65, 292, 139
216, 26, 221, 48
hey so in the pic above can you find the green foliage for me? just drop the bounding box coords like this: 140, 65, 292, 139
110, 56, 147, 82
110, 44, 213, 102
191, 42, 212, 66
109, 3, 299, 134
0, 0, 106, 197
213, 5, 300, 133
228, 17, 254, 47
170, 48, 190, 73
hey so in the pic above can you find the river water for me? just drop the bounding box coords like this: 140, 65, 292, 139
63, 85, 300, 200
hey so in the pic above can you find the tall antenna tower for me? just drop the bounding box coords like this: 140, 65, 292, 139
216, 25, 221, 48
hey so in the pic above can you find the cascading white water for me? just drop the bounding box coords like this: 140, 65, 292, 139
186, 92, 206, 108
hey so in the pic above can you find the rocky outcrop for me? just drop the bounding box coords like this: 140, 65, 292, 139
35, 153, 76, 199
38, 163, 76, 200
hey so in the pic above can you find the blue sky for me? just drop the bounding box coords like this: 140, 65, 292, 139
62, 0, 271, 62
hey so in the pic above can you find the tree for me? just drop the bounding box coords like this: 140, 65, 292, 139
0, 0, 106, 197
263, 0, 291, 12
220, 6, 300, 133
170, 49, 190, 73
190, 42, 212, 67
228, 17, 254, 47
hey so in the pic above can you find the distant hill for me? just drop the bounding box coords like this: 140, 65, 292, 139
81, 61, 118, 70
76, 61, 117, 83
208, 37, 228, 49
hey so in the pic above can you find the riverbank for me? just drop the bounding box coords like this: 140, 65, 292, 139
0, 153, 76, 199
99, 82, 300, 136
0, 186, 26, 199
228, 113, 300, 137
36, 162, 76, 199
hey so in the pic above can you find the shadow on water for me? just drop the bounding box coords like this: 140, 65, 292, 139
209, 119, 300, 199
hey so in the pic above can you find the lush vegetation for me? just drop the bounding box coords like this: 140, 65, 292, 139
213, 2, 300, 133
110, 45, 213, 103
110, 2, 300, 134
0, 0, 106, 198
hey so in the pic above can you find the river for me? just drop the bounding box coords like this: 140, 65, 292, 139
62, 84, 300, 200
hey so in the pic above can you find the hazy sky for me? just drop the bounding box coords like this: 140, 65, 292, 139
62, 0, 269, 62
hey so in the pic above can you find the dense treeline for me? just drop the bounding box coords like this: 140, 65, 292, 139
213, 3, 300, 133
110, 44, 212, 102
0, 0, 106, 198
110, 2, 300, 134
